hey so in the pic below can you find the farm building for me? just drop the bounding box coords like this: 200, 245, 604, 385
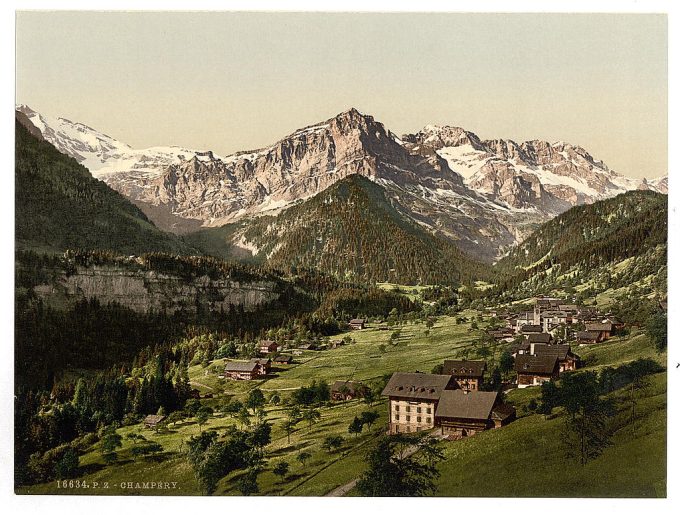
577, 330, 604, 344
435, 390, 516, 438
585, 322, 614, 340
144, 414, 166, 429
273, 354, 293, 364
382, 372, 458, 434
442, 359, 486, 392
331, 380, 366, 401
532, 343, 580, 372
224, 358, 269, 380
349, 319, 366, 330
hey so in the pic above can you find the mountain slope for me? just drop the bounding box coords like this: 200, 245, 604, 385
186, 174, 490, 285
15, 117, 197, 255
491, 190, 667, 300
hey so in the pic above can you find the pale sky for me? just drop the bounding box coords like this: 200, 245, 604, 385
16, 11, 667, 179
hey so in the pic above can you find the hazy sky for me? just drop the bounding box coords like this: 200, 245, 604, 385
16, 12, 667, 178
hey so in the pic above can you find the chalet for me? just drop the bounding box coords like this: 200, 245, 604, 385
296, 342, 317, 351
258, 340, 278, 355
331, 380, 366, 401
532, 343, 580, 372
576, 330, 603, 344
520, 324, 544, 334
514, 354, 560, 388
585, 322, 614, 340
349, 319, 366, 330
510, 341, 531, 357
224, 358, 269, 380
382, 372, 458, 434
558, 304, 579, 314
144, 414, 166, 429
435, 390, 515, 438
442, 359, 486, 392
273, 354, 293, 365
603, 316, 625, 332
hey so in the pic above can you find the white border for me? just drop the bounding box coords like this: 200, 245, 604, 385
2, 2, 677, 515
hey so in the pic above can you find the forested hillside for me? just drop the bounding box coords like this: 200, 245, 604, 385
487, 190, 667, 302
187, 175, 491, 286
15, 118, 196, 255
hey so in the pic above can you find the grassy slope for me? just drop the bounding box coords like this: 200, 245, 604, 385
19, 313, 667, 497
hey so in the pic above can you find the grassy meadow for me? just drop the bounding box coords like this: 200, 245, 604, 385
18, 310, 667, 497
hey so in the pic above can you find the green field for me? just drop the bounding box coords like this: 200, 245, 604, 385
18, 312, 667, 497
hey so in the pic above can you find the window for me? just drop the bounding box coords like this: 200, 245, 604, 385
417, 407, 422, 413
395, 405, 400, 412
395, 415, 400, 421
405, 406, 411, 413
426, 407, 432, 414
426, 417, 431, 423
406, 416, 411, 422
417, 416, 422, 423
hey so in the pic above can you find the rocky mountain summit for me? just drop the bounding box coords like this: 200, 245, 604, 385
18, 105, 667, 261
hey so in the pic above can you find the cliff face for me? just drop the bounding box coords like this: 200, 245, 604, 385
31, 265, 281, 314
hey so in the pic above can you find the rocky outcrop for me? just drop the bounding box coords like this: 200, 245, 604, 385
31, 265, 280, 314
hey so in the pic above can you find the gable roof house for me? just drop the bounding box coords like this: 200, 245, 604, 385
349, 319, 366, 330
331, 380, 366, 401
514, 354, 560, 388
520, 324, 544, 334
144, 414, 166, 429
442, 359, 487, 391
577, 330, 603, 344
585, 322, 614, 340
382, 372, 458, 434
532, 343, 580, 372
258, 340, 278, 355
225, 358, 269, 380
435, 390, 516, 438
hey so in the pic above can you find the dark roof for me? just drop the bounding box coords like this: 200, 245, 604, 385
577, 331, 601, 341
144, 414, 166, 425
349, 318, 365, 324
251, 357, 271, 365
532, 344, 574, 360
225, 361, 258, 372
435, 390, 498, 421
381, 372, 454, 400
273, 354, 292, 363
525, 333, 552, 344
442, 359, 486, 378
558, 304, 579, 311
520, 324, 543, 333
585, 323, 613, 332
491, 404, 516, 421
331, 380, 364, 394
514, 354, 559, 375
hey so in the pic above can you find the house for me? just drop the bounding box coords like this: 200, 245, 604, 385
520, 324, 544, 334
585, 322, 613, 340
258, 340, 278, 355
435, 390, 516, 438
144, 414, 166, 429
224, 358, 269, 380
514, 354, 560, 388
382, 372, 458, 434
541, 310, 569, 330
273, 354, 293, 365
296, 342, 317, 351
532, 343, 580, 372
349, 318, 366, 330
331, 380, 366, 401
510, 341, 532, 357
442, 359, 486, 392
577, 330, 603, 344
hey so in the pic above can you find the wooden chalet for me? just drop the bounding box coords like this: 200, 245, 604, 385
224, 358, 269, 380
144, 414, 166, 429
442, 359, 486, 391
585, 322, 614, 340
576, 330, 603, 344
382, 372, 458, 434
514, 354, 559, 388
273, 354, 293, 364
349, 318, 366, 330
532, 343, 579, 372
258, 340, 278, 355
435, 390, 515, 438
331, 380, 366, 401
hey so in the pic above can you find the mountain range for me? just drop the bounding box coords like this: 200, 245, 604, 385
16, 104, 667, 262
